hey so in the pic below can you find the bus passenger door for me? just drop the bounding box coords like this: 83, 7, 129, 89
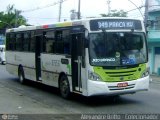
71, 32, 84, 92
35, 34, 42, 81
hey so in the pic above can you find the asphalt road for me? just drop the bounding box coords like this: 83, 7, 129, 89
0, 64, 160, 120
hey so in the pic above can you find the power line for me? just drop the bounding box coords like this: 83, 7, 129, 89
126, 6, 144, 13
126, 4, 160, 15
128, 0, 144, 19
22, 0, 67, 13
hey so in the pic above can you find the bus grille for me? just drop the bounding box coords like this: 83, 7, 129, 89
105, 70, 137, 77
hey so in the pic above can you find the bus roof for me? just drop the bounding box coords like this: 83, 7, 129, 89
6, 17, 143, 33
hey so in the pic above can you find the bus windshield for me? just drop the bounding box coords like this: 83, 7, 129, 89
89, 32, 147, 67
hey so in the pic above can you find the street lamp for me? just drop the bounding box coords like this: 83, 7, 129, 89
0, 20, 12, 28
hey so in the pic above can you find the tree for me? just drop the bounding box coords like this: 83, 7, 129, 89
0, 5, 27, 29
101, 9, 127, 17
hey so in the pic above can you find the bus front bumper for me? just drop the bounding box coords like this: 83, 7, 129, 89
86, 76, 150, 96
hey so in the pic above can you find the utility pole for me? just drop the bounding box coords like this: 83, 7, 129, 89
58, 0, 63, 22
107, 0, 111, 14
15, 10, 18, 27
144, 0, 149, 27
78, 0, 81, 19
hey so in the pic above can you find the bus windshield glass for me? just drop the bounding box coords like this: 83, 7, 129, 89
89, 32, 147, 67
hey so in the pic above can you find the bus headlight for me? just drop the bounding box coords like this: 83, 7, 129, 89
141, 67, 150, 78
88, 71, 102, 81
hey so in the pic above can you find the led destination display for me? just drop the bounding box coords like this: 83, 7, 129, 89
90, 19, 142, 31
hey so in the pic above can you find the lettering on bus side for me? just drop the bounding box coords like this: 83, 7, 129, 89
52, 60, 60, 66
14, 55, 22, 62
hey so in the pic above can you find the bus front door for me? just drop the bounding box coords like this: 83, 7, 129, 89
71, 33, 83, 92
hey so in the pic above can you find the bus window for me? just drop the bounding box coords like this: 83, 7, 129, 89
55, 30, 71, 55
44, 31, 55, 53
30, 31, 35, 52
63, 30, 70, 55
6, 34, 10, 50
16, 33, 23, 51
55, 31, 63, 54
24, 32, 31, 51
10, 33, 15, 51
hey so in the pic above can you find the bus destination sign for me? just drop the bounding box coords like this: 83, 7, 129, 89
90, 19, 142, 31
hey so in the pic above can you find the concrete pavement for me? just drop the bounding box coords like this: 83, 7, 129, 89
0, 82, 60, 114
150, 75, 160, 84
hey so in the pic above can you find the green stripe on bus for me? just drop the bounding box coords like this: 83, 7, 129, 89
67, 64, 71, 74
93, 64, 146, 82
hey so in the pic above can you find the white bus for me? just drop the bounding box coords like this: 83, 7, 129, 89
5, 18, 149, 98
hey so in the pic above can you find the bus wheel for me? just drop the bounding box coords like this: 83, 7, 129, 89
18, 67, 25, 84
59, 75, 70, 99
2, 61, 5, 65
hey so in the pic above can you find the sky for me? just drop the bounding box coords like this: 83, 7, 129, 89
0, 0, 146, 25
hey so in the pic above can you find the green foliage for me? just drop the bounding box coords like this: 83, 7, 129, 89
101, 9, 127, 17
0, 5, 27, 29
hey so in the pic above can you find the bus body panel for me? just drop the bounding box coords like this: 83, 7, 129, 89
6, 51, 36, 81
40, 53, 72, 88
87, 76, 149, 96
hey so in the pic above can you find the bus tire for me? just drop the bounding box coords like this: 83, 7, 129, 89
59, 75, 70, 99
2, 61, 5, 65
18, 66, 25, 84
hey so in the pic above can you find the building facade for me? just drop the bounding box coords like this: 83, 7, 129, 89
147, 0, 160, 75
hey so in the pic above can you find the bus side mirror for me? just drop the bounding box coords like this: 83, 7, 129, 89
84, 29, 89, 48
85, 29, 89, 39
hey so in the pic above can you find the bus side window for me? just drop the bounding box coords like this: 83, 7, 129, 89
63, 30, 70, 55
16, 33, 23, 51
6, 34, 10, 50
24, 32, 31, 51
55, 29, 71, 55
44, 31, 55, 53
10, 33, 16, 51
55, 31, 63, 54
30, 31, 35, 52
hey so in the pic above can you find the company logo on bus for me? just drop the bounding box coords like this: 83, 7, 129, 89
120, 77, 124, 81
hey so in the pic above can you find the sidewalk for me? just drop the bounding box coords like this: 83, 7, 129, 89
150, 74, 160, 84
0, 83, 60, 114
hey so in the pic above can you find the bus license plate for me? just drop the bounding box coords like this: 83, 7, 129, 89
117, 82, 128, 88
